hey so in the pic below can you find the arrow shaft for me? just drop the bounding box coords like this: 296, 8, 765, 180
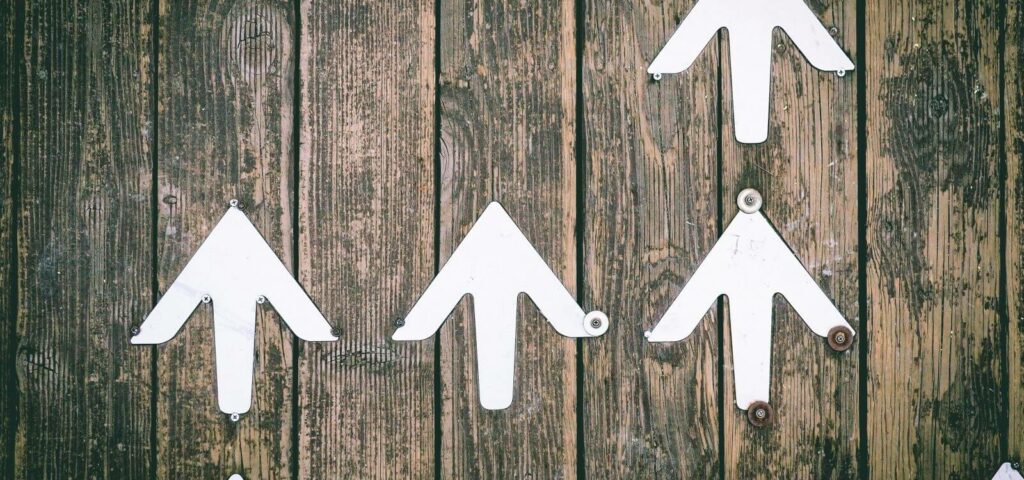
213, 296, 258, 414
472, 291, 518, 410
728, 27, 774, 143
727, 293, 773, 409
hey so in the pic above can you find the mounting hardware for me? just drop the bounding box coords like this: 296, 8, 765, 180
827, 325, 854, 352
737, 188, 763, 213
746, 400, 773, 427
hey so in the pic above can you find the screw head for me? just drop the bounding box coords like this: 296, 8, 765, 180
746, 400, 773, 428
130, 325, 141, 336
737, 188, 763, 213
202, 294, 212, 304
229, 413, 240, 422
652, 72, 663, 81
229, 199, 239, 208
395, 318, 406, 328
827, 325, 854, 352
330, 326, 341, 337
256, 295, 266, 304
583, 311, 609, 336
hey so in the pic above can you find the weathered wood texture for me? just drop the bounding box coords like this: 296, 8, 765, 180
13, 0, 154, 478
865, 0, 1005, 477
581, 0, 720, 477
156, 0, 296, 477
720, 1, 860, 478
438, 0, 579, 477
296, 1, 436, 478
1, 0, 18, 475
1008, 0, 1024, 463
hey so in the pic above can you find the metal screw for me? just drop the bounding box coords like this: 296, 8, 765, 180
746, 400, 773, 427
229, 199, 239, 208
130, 325, 141, 336
202, 294, 212, 304
834, 332, 846, 344
330, 326, 341, 337
652, 72, 663, 81
754, 408, 767, 419
256, 295, 266, 304
590, 317, 603, 329
737, 188, 763, 213
395, 318, 406, 327
827, 325, 854, 352
836, 69, 847, 77
744, 195, 756, 206
230, 413, 240, 422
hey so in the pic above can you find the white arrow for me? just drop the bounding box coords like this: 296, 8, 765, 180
648, 0, 854, 143
994, 463, 1024, 480
393, 202, 608, 410
132, 201, 337, 417
646, 189, 853, 418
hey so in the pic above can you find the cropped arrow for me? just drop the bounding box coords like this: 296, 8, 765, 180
393, 202, 608, 410
648, 0, 854, 143
646, 190, 853, 412
132, 203, 336, 416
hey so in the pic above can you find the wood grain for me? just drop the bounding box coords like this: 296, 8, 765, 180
156, 0, 295, 477
865, 0, 1004, 476
580, 0, 720, 477
13, 0, 154, 477
718, 1, 860, 478
1, 0, 17, 475
296, 1, 436, 478
1007, 0, 1024, 463
438, 0, 579, 477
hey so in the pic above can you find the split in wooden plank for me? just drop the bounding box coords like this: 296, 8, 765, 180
438, 0, 580, 477
718, 0, 860, 477
865, 0, 1004, 476
1006, 0, 1024, 464
581, 0, 720, 477
156, 0, 296, 477
296, 1, 436, 478
13, 0, 154, 477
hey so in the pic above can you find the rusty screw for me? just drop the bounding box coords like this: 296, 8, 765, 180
827, 325, 854, 352
747, 400, 773, 428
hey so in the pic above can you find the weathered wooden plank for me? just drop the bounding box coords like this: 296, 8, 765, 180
156, 0, 295, 477
296, 1, 436, 478
865, 0, 1004, 476
14, 0, 154, 477
718, 2, 860, 478
581, 1, 720, 477
1007, 0, 1024, 463
438, 0, 579, 477
1, 0, 18, 476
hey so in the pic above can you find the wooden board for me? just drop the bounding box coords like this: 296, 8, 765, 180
1, 0, 17, 475
1007, 0, 1024, 463
438, 0, 579, 476
13, 0, 154, 477
296, 1, 436, 478
156, 0, 295, 477
865, 0, 1004, 476
718, 1, 860, 478
580, 0, 720, 477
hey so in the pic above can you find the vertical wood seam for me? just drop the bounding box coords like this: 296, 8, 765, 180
147, 0, 160, 477
997, 0, 1011, 461
715, 30, 726, 480
573, 0, 587, 478
432, 0, 443, 478
855, 0, 869, 477
290, 0, 302, 477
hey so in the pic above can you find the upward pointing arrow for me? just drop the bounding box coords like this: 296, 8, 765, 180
648, 0, 854, 143
393, 202, 608, 410
646, 190, 853, 415
132, 203, 336, 416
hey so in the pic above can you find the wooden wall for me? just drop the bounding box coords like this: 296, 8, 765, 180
1, 0, 1020, 478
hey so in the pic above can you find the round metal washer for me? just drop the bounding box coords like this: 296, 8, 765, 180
583, 311, 609, 336
737, 188, 763, 214
746, 400, 774, 428
827, 325, 854, 352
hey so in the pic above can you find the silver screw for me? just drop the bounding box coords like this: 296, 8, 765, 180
256, 295, 266, 304
202, 294, 212, 304
652, 72, 663, 81
230, 413, 240, 422
836, 69, 846, 77
755, 408, 767, 419
590, 317, 603, 329
229, 199, 239, 208
835, 333, 846, 344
